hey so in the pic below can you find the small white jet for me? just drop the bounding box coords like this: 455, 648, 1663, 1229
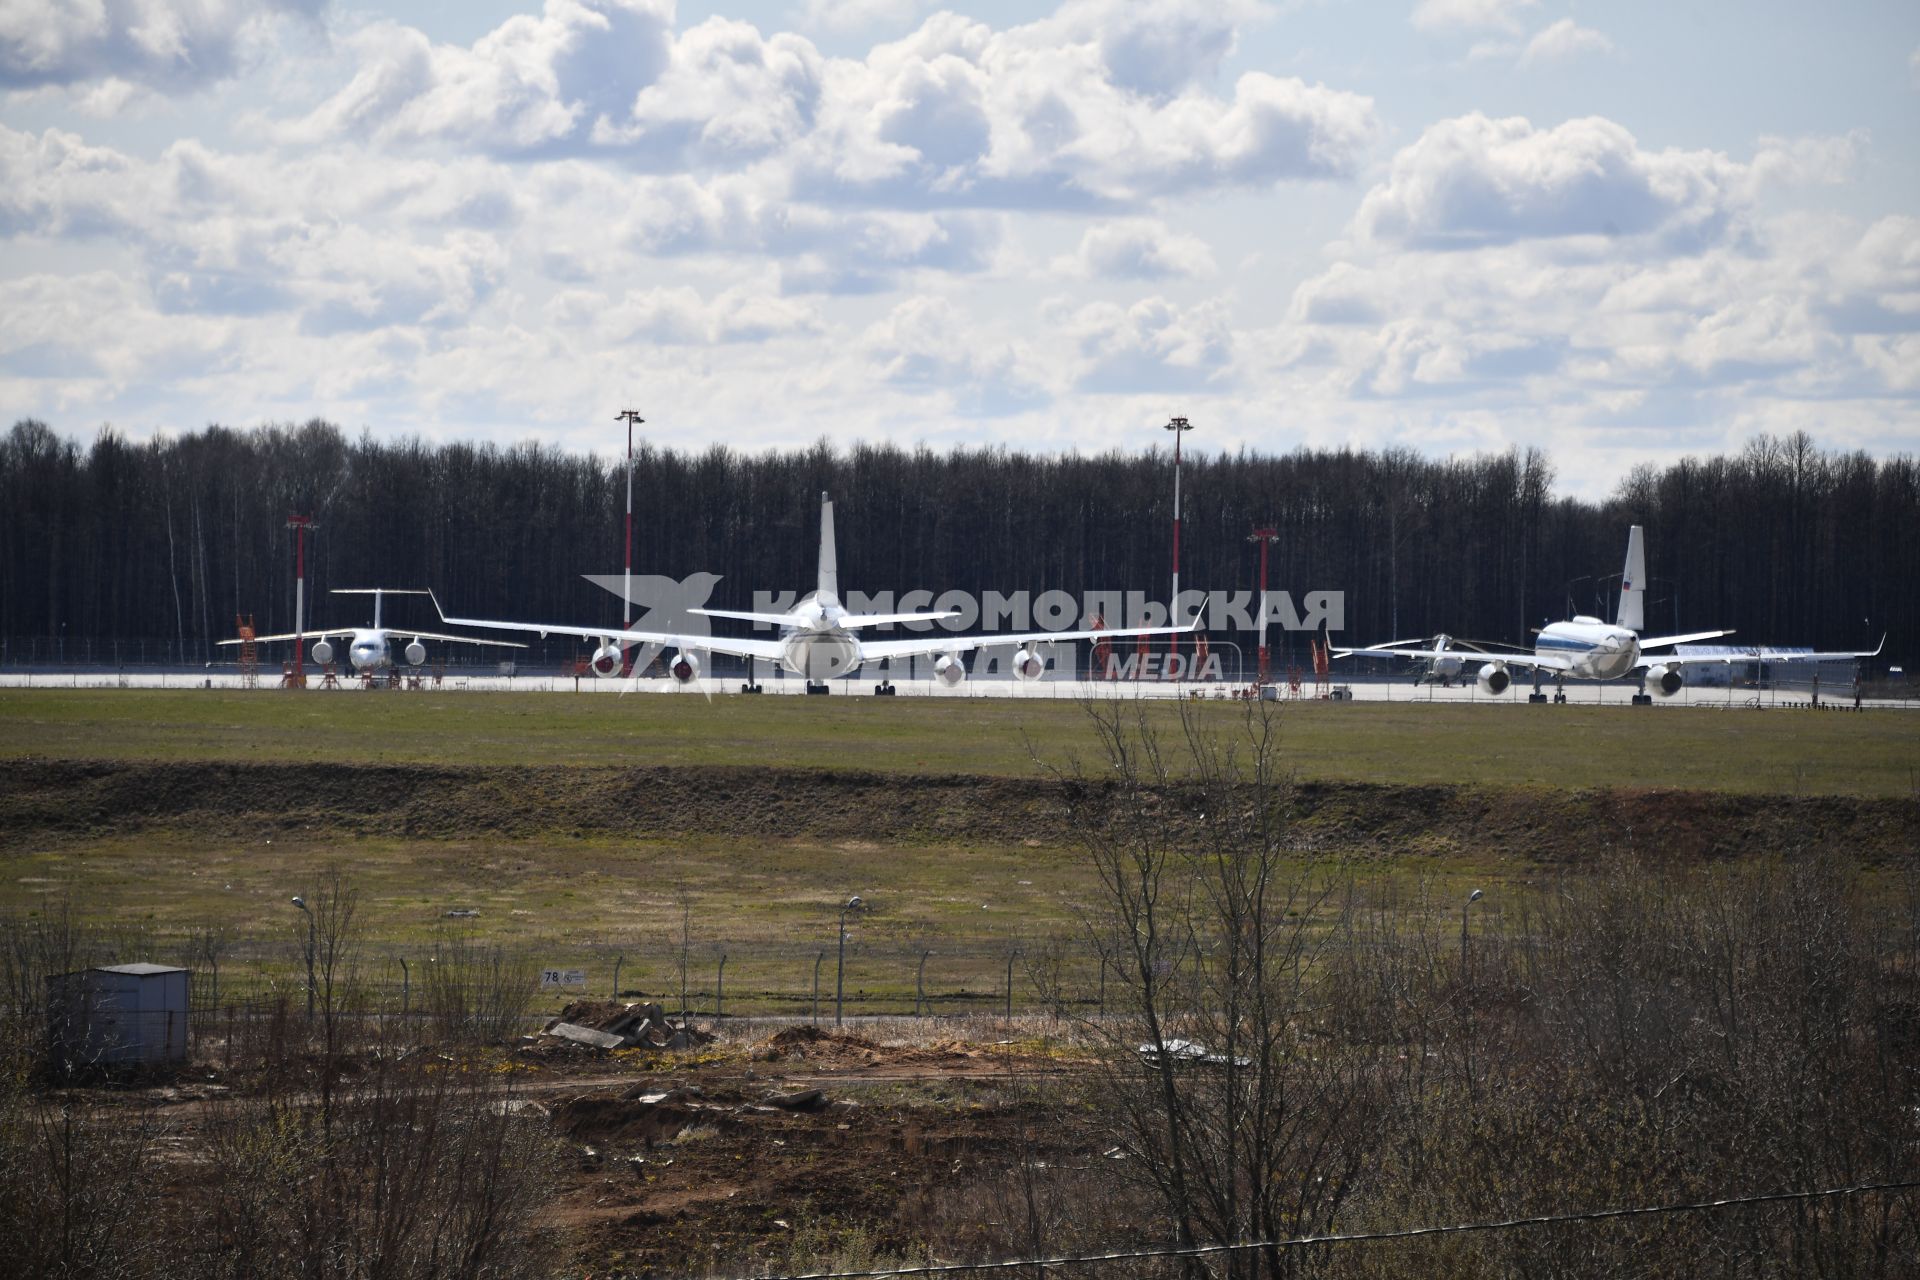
1338, 527, 1882, 699
220, 588, 525, 673
434, 493, 1195, 688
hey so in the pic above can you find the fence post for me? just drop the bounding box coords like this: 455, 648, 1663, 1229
812, 951, 824, 1025
400, 957, 409, 1020
1005, 949, 1020, 1026
915, 949, 932, 1017
612, 955, 622, 999
716, 953, 727, 1020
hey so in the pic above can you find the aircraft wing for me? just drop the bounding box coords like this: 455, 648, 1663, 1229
1751, 634, 1885, 662
1636, 634, 1885, 669
858, 619, 1200, 663
431, 595, 786, 662
393, 630, 528, 650
1333, 642, 1574, 673
216, 629, 354, 646
1638, 629, 1736, 649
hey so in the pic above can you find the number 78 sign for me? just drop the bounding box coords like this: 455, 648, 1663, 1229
540, 968, 587, 989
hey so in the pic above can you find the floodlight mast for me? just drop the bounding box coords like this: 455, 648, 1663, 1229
615, 410, 644, 674
1165, 417, 1193, 668
1249, 526, 1279, 684
286, 515, 317, 684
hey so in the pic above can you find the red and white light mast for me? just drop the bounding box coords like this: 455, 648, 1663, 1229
1248, 525, 1278, 685
615, 409, 644, 674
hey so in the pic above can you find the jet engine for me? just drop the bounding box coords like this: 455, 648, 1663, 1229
1645, 662, 1684, 698
404, 639, 427, 666
669, 651, 702, 684
1012, 647, 1045, 682
933, 654, 966, 687
1476, 662, 1511, 696
310, 638, 334, 666
589, 640, 623, 677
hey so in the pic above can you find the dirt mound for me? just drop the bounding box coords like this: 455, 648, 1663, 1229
2, 757, 1913, 862
764, 1025, 879, 1052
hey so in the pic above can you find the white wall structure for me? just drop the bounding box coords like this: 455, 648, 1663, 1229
46, 963, 191, 1071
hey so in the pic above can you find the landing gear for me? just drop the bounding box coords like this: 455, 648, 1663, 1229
806, 682, 831, 695
1631, 679, 1653, 706
738, 683, 764, 694
872, 681, 896, 696
1528, 673, 1548, 704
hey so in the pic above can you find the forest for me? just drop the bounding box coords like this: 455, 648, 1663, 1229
0, 419, 1912, 668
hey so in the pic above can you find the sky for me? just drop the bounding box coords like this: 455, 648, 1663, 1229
2, 0, 1916, 497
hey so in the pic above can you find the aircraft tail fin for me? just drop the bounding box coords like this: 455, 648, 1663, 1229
1617, 525, 1646, 632
818, 491, 838, 600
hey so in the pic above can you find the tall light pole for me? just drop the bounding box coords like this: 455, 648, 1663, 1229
286, 515, 317, 686
835, 895, 863, 1027
1248, 526, 1278, 685
615, 410, 644, 675
291, 895, 315, 1021
1164, 418, 1194, 658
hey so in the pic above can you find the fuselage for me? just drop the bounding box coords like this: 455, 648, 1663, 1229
347, 629, 391, 671
776, 592, 866, 679
1534, 616, 1640, 680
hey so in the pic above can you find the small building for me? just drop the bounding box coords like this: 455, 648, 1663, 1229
46, 963, 191, 1071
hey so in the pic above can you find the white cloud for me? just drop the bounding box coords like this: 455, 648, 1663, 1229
1410, 0, 1537, 35
0, 0, 322, 93
288, 0, 675, 156
549, 284, 820, 345
1066, 295, 1237, 393
290, 1, 1370, 209
1354, 114, 1746, 251
861, 294, 1049, 415
1060, 219, 1216, 278
1519, 18, 1614, 67
797, 0, 935, 36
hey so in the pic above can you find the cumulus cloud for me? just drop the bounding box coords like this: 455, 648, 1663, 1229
288, 1, 1370, 209
796, 0, 935, 36
1060, 219, 1216, 278
1354, 114, 1747, 252
1287, 124, 1920, 414
1410, 0, 1537, 35
1067, 296, 1237, 393
287, 0, 675, 157
796, 12, 1376, 208
0, 0, 322, 93
549, 284, 820, 344
861, 294, 1050, 416
1519, 19, 1614, 67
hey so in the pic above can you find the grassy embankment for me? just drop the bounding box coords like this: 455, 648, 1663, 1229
1, 689, 1913, 1012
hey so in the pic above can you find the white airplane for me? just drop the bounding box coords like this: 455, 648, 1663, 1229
1338, 527, 1883, 700
433, 493, 1196, 688
219, 588, 525, 672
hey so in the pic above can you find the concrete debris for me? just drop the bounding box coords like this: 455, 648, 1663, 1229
547, 1022, 626, 1050
533, 1001, 719, 1053
488, 1098, 551, 1120
1137, 1038, 1252, 1069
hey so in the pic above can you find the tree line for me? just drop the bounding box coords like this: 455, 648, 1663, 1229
0, 419, 1911, 665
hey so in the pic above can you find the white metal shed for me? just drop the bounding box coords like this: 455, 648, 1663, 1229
46, 963, 192, 1070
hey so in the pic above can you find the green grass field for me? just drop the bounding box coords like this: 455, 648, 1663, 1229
3, 688, 1912, 1013
1, 688, 1913, 796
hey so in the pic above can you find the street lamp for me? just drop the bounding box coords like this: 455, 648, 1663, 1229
1164, 417, 1194, 642
835, 895, 864, 1027
291, 896, 315, 1021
